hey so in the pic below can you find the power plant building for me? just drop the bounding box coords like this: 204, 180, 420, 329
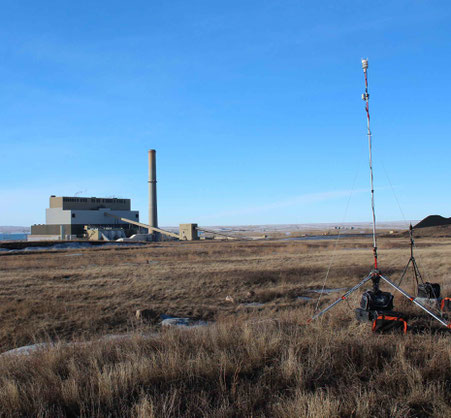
30, 196, 139, 239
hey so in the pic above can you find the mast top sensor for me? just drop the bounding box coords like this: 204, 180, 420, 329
361, 58, 368, 70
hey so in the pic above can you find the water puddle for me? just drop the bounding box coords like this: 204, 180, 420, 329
284, 234, 372, 241
2, 333, 159, 357
308, 288, 348, 294
161, 317, 209, 328
241, 302, 265, 307
2, 343, 52, 356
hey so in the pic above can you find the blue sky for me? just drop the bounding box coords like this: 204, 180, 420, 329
0, 1, 450, 227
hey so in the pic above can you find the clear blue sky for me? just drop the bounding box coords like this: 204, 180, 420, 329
1, 1, 450, 227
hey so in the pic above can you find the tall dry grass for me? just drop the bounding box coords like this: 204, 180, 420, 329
0, 236, 450, 416
0, 315, 449, 417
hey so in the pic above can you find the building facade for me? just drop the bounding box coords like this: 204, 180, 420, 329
31, 196, 139, 238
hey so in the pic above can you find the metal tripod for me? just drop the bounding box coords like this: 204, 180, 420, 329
311, 269, 450, 328
397, 224, 424, 290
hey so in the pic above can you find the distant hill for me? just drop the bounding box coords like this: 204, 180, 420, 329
0, 226, 30, 234
414, 215, 451, 229
408, 224, 451, 238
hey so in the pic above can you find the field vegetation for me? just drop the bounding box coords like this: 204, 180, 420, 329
0, 231, 450, 416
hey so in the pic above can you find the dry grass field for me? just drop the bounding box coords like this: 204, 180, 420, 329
0, 231, 450, 417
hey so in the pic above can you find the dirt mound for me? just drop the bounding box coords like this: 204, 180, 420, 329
410, 224, 451, 238
414, 215, 451, 229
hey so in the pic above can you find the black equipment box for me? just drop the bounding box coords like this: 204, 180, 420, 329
372, 314, 407, 334
360, 290, 394, 311
417, 282, 440, 299
355, 308, 378, 322
355, 308, 405, 323
440, 297, 451, 312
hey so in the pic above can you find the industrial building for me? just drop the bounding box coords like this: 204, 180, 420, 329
28, 150, 214, 242
30, 196, 140, 239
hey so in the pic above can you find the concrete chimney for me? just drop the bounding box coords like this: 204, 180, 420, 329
148, 149, 158, 235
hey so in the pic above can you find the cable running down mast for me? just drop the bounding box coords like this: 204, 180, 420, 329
361, 58, 377, 269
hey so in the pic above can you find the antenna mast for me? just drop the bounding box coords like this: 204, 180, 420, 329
310, 59, 450, 329
362, 58, 378, 269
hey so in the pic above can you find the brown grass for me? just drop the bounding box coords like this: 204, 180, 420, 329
0, 236, 450, 416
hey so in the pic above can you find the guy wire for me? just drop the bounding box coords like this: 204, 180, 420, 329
314, 163, 361, 313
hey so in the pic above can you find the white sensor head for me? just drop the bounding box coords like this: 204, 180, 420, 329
361, 58, 368, 70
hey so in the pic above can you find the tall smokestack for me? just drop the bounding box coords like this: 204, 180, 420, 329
148, 149, 158, 235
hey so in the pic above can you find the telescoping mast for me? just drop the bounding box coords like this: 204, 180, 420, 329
309, 59, 450, 330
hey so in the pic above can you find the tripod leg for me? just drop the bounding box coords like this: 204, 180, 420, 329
380, 275, 450, 328
411, 258, 424, 285
412, 261, 419, 289
397, 258, 412, 287
310, 273, 373, 321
